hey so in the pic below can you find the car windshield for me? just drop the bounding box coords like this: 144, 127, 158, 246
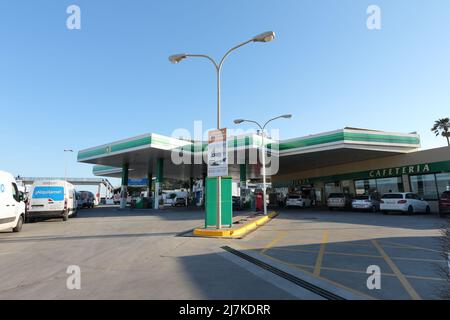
381, 193, 403, 199
355, 195, 369, 200
329, 193, 344, 198
441, 191, 450, 199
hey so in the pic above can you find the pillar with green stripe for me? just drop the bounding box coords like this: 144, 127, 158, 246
120, 163, 129, 209
147, 171, 153, 208
154, 158, 164, 209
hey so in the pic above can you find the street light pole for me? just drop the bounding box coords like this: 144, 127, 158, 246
64, 149, 74, 182
234, 115, 292, 215
170, 32, 275, 229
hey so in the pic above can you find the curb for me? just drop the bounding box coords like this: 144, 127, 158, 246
193, 211, 278, 238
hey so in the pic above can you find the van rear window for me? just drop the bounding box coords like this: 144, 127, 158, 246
32, 186, 64, 201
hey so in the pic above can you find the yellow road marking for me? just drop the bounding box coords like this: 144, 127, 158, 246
237, 243, 375, 299
390, 256, 446, 263
263, 247, 446, 263
378, 240, 441, 253
313, 230, 329, 276
261, 231, 287, 254
295, 263, 446, 282
372, 240, 421, 300
263, 253, 376, 300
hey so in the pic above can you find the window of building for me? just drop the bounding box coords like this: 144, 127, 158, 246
324, 182, 341, 198
354, 179, 377, 195
376, 177, 404, 195
436, 173, 450, 196
410, 174, 439, 200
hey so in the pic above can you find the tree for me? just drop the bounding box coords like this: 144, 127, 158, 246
431, 118, 450, 146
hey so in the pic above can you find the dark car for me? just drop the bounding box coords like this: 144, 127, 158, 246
439, 191, 450, 217
232, 196, 242, 211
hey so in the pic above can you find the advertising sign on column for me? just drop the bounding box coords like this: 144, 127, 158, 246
207, 128, 228, 177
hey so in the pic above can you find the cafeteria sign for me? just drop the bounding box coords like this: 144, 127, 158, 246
208, 128, 228, 177
369, 164, 431, 178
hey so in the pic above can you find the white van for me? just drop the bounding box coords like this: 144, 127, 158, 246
0, 171, 26, 232
28, 180, 77, 221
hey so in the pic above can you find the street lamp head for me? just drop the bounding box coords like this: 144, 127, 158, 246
169, 53, 187, 64
253, 31, 276, 43
234, 119, 245, 124
281, 114, 292, 119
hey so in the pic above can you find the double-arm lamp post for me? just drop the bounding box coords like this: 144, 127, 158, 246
234, 114, 292, 215
169, 31, 275, 229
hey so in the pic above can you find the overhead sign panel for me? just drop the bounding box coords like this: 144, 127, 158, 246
208, 128, 228, 177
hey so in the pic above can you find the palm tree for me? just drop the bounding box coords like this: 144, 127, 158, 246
431, 118, 450, 146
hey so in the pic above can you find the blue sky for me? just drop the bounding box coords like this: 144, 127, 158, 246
1, 0, 450, 190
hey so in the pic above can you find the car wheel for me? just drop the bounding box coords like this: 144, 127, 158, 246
407, 206, 414, 215
13, 215, 24, 232
381, 210, 388, 215
62, 210, 69, 221
372, 206, 377, 213
328, 207, 333, 211
425, 206, 431, 214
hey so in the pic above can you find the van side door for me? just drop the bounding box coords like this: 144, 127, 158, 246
0, 182, 9, 220
10, 182, 20, 218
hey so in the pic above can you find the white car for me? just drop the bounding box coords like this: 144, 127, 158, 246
0, 171, 26, 232
285, 194, 311, 208
380, 192, 431, 215
27, 180, 77, 222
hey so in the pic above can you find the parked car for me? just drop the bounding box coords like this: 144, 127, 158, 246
0, 171, 26, 232
439, 191, 450, 217
174, 197, 187, 207
380, 192, 431, 215
27, 180, 77, 222
285, 194, 312, 208
327, 193, 352, 210
232, 196, 242, 211
78, 191, 95, 208
352, 194, 380, 212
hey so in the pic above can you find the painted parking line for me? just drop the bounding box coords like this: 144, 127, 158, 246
237, 243, 375, 299
254, 248, 376, 300
238, 236, 445, 300
372, 240, 421, 300
378, 240, 442, 253
261, 231, 288, 254
314, 230, 329, 276
294, 263, 446, 282
265, 247, 446, 263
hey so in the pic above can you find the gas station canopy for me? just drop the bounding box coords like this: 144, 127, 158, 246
77, 127, 421, 181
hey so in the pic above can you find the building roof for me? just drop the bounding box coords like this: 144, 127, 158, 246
77, 128, 421, 180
